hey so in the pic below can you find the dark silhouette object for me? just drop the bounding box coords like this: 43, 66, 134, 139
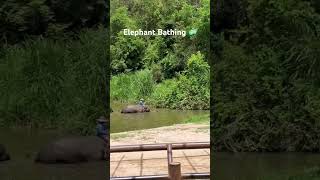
0, 144, 10, 161
35, 136, 107, 163
96, 116, 108, 142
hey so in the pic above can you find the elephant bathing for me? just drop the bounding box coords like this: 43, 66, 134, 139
35, 136, 107, 163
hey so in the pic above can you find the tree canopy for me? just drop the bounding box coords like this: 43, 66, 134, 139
0, 0, 108, 45
110, 0, 210, 110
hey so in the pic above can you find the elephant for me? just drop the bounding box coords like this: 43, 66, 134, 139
121, 105, 150, 113
35, 136, 107, 163
0, 144, 10, 161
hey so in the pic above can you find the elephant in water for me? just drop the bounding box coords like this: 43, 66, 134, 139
35, 136, 107, 163
0, 144, 10, 161
121, 105, 150, 113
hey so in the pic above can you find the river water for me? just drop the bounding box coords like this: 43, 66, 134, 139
213, 152, 320, 179
0, 103, 206, 180
3, 106, 319, 179
110, 102, 209, 133
0, 128, 106, 180
111, 103, 320, 179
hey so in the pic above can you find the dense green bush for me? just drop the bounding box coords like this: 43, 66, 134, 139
150, 79, 178, 108
160, 52, 186, 79
211, 0, 320, 152
170, 52, 209, 110
0, 29, 108, 134
0, 0, 108, 45
110, 0, 210, 110
110, 69, 154, 103
111, 34, 145, 74
212, 42, 320, 152
111, 52, 210, 110
110, 0, 210, 76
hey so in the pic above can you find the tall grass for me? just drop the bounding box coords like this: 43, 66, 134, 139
110, 69, 154, 103
111, 67, 210, 110
111, 52, 210, 109
0, 28, 109, 134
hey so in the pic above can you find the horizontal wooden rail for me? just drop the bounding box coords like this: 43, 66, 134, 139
110, 142, 210, 153
110, 173, 210, 180
110, 142, 210, 180
111, 175, 168, 180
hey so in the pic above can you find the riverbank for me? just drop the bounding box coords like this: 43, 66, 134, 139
110, 123, 209, 145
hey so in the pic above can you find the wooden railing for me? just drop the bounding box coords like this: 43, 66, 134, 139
110, 142, 210, 180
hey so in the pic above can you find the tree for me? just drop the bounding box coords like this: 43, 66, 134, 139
0, 0, 108, 45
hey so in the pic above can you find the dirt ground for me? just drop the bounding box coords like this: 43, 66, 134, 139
110, 124, 210, 178
110, 123, 210, 145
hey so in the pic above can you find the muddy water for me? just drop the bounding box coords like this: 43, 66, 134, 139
110, 102, 209, 133
213, 152, 320, 179
0, 128, 106, 180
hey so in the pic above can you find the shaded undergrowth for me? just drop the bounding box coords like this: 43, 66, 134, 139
0, 28, 109, 134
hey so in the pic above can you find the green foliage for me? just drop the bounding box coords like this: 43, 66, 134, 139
246, 0, 320, 83
213, 42, 320, 152
173, 52, 210, 109
142, 37, 165, 68
110, 0, 210, 76
212, 0, 320, 152
110, 69, 154, 103
110, 0, 209, 110
110, 6, 136, 43
151, 52, 210, 110
111, 52, 209, 110
150, 64, 164, 83
150, 79, 178, 108
0, 0, 108, 45
111, 34, 145, 74
160, 52, 185, 79
0, 29, 108, 134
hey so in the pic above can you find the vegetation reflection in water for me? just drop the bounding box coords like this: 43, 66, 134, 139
213, 152, 320, 180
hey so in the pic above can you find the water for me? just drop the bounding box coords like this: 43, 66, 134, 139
213, 152, 320, 180
110, 102, 209, 133
2, 129, 320, 180
0, 128, 106, 180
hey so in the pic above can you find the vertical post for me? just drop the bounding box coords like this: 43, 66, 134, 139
169, 162, 181, 180
167, 144, 181, 180
167, 144, 173, 165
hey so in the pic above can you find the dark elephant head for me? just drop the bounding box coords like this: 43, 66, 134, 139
143, 106, 150, 112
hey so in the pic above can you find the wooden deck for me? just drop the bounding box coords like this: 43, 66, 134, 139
110, 149, 210, 178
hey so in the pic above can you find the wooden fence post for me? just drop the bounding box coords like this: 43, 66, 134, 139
169, 162, 181, 180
